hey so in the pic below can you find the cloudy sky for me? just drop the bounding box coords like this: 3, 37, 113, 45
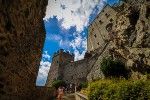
36, 0, 119, 86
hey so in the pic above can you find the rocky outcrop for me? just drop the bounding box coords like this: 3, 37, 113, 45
109, 0, 150, 79
0, 0, 48, 99
86, 0, 150, 81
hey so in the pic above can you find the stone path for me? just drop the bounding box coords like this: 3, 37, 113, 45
63, 93, 75, 100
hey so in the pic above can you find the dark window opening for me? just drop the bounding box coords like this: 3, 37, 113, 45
110, 18, 113, 22
128, 10, 140, 26
97, 42, 100, 45
105, 13, 110, 18
94, 34, 97, 38
99, 20, 103, 24
146, 6, 150, 19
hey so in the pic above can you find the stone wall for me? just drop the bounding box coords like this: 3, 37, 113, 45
63, 59, 88, 85
46, 53, 60, 87
87, 42, 113, 81
33, 86, 55, 100
0, 0, 48, 99
46, 49, 74, 87
87, 5, 117, 52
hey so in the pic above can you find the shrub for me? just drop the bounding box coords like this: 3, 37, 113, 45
100, 57, 129, 78
80, 82, 88, 89
52, 80, 66, 89
87, 79, 150, 100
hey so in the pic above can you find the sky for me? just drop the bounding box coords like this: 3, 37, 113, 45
36, 0, 120, 86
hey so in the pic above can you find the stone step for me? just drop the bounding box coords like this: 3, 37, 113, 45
63, 93, 75, 100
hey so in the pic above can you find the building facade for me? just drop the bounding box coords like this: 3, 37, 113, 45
87, 5, 117, 52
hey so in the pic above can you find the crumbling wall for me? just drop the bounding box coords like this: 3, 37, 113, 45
0, 0, 48, 99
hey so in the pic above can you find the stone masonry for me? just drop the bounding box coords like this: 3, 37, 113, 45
46, 49, 74, 87
0, 0, 54, 100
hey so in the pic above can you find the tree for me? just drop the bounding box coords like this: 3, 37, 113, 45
100, 57, 129, 79
52, 80, 66, 89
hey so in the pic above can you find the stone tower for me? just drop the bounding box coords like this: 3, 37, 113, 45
46, 49, 74, 87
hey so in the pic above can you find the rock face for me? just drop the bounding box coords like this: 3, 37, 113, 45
111, 0, 150, 78
87, 0, 150, 81
0, 0, 48, 99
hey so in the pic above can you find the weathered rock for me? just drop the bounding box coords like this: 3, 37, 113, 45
0, 0, 48, 99
112, 0, 150, 79
86, 0, 150, 80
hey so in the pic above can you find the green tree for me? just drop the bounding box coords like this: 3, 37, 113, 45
100, 57, 129, 78
52, 80, 66, 89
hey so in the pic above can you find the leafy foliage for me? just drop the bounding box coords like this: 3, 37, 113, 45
52, 80, 66, 89
79, 82, 88, 89
100, 57, 129, 78
87, 80, 150, 100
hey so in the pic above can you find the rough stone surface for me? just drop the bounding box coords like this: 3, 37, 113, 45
0, 0, 50, 99
87, 5, 117, 52
109, 0, 150, 79
46, 49, 74, 87
63, 59, 88, 85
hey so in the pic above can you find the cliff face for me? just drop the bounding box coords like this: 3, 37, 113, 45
109, 0, 150, 79
0, 0, 48, 99
87, 0, 150, 81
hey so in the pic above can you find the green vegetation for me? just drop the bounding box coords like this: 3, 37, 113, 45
82, 79, 150, 100
101, 57, 129, 79
52, 80, 66, 89
79, 57, 150, 100
79, 82, 88, 89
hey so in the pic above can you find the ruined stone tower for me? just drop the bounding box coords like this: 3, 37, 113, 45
46, 49, 74, 87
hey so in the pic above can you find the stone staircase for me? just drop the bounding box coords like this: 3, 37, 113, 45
63, 93, 75, 100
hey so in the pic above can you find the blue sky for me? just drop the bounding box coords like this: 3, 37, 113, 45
36, 0, 120, 86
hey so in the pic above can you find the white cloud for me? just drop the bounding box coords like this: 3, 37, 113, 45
44, 0, 105, 32
36, 51, 51, 86
46, 33, 62, 41
74, 49, 86, 61
38, 61, 51, 79
70, 32, 87, 61
43, 0, 106, 60
59, 39, 70, 48
42, 51, 51, 60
